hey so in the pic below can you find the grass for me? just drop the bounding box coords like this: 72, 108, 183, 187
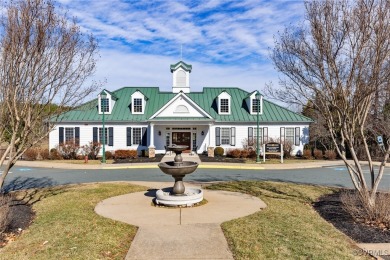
0, 183, 146, 260
207, 181, 369, 260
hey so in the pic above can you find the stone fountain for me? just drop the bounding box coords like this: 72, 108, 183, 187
156, 145, 203, 206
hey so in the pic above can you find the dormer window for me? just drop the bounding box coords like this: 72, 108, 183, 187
247, 91, 263, 115
98, 90, 116, 115
131, 90, 147, 115
220, 99, 229, 113
100, 97, 109, 113
133, 98, 143, 113
217, 91, 231, 115
252, 98, 260, 113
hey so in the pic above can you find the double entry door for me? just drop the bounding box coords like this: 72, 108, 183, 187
172, 132, 191, 151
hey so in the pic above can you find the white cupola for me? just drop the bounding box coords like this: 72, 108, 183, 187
170, 61, 192, 93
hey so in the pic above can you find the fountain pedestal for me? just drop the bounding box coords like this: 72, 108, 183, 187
156, 145, 203, 206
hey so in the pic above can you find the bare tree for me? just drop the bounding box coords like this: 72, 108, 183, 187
268, 0, 390, 209
0, 0, 99, 191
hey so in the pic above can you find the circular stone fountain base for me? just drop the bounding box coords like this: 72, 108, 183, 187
155, 187, 203, 207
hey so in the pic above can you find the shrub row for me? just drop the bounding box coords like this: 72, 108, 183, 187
226, 148, 257, 159
302, 149, 337, 160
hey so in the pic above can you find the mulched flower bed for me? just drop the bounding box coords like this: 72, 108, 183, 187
0, 195, 34, 248
198, 154, 247, 163
313, 191, 390, 243
113, 154, 164, 164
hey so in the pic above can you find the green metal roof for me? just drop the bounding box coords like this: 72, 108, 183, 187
55, 87, 312, 123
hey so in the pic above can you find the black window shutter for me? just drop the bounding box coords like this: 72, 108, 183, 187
248, 127, 253, 146
93, 127, 98, 143
215, 127, 220, 146
142, 127, 147, 146
75, 127, 80, 146
59, 127, 64, 144
231, 127, 236, 146
263, 127, 268, 144
295, 127, 300, 146
280, 127, 285, 144
109, 127, 114, 146
127, 127, 132, 146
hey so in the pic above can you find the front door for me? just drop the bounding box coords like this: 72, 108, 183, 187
172, 132, 191, 151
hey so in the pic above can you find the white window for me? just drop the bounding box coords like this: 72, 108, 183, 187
221, 128, 230, 145
98, 127, 108, 145
133, 98, 143, 113
254, 127, 263, 145
100, 98, 109, 113
286, 128, 295, 144
220, 99, 229, 113
65, 128, 74, 142
133, 128, 142, 145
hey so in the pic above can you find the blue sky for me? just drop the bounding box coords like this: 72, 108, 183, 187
57, 0, 305, 95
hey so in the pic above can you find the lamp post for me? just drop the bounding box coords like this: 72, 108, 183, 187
101, 92, 107, 164
256, 92, 260, 163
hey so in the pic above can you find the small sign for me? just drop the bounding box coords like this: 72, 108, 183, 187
265, 142, 281, 153
377, 136, 384, 145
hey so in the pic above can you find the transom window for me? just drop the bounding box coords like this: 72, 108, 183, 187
100, 98, 109, 113
133, 98, 143, 113
221, 128, 230, 145
286, 128, 295, 144
220, 99, 229, 113
65, 128, 74, 142
98, 127, 108, 145
133, 128, 142, 145
252, 99, 260, 113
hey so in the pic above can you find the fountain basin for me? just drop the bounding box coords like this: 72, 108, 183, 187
158, 161, 198, 176
155, 187, 203, 206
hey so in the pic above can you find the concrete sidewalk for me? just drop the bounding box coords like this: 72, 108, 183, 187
95, 181, 266, 259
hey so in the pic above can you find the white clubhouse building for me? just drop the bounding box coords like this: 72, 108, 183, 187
49, 61, 312, 156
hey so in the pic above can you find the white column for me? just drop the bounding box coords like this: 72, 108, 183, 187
208, 124, 212, 147
149, 123, 155, 148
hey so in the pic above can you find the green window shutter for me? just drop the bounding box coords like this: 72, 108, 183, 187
127, 127, 132, 146
295, 127, 300, 146
108, 127, 114, 146
75, 127, 80, 146
142, 127, 147, 146
215, 127, 220, 146
59, 127, 64, 144
231, 127, 236, 146
93, 127, 98, 143
248, 127, 253, 146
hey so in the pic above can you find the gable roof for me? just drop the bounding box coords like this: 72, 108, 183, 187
54, 87, 312, 123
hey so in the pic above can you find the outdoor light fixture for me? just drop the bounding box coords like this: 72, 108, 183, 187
256, 91, 261, 163
101, 91, 107, 164
201, 131, 204, 136
158, 131, 161, 136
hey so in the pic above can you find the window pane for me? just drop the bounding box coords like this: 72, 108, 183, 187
221, 128, 230, 145
133, 98, 143, 113
220, 99, 229, 113
166, 132, 170, 146
65, 128, 74, 142
133, 128, 142, 145
99, 127, 108, 145
101, 98, 109, 113
253, 128, 263, 145
252, 99, 260, 113
285, 127, 294, 144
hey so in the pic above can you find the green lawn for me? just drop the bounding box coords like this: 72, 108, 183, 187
0, 183, 145, 260
207, 181, 369, 260
0, 181, 369, 259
